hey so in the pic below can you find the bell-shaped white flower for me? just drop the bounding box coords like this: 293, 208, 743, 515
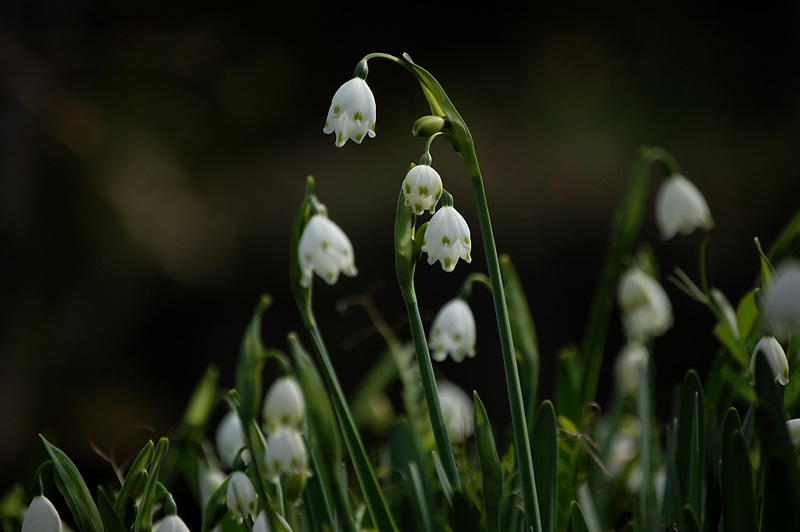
613, 341, 648, 396
786, 419, 800, 447
263, 376, 305, 431
422, 206, 472, 272
226, 471, 258, 524
437, 381, 474, 441
402, 164, 443, 215
617, 266, 673, 340
750, 336, 789, 385
762, 261, 800, 340
21, 496, 62, 532
298, 214, 357, 288
155, 515, 191, 532
429, 298, 476, 362
215, 410, 249, 470
654, 174, 713, 240
264, 428, 310, 482
323, 77, 376, 147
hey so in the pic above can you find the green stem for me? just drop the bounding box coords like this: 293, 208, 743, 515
464, 148, 542, 532
401, 289, 462, 492
300, 311, 399, 532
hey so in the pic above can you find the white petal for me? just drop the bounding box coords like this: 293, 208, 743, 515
655, 174, 713, 240
750, 336, 789, 385
437, 381, 474, 440
762, 261, 800, 340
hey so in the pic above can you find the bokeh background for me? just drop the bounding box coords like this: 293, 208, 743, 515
2, 0, 799, 506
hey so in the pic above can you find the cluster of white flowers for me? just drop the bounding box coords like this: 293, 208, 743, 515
215, 376, 310, 526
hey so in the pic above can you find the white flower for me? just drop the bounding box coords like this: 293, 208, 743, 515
402, 164, 443, 215
323, 77, 376, 147
762, 261, 800, 340
21, 496, 62, 532
750, 336, 789, 385
226, 471, 258, 524
429, 299, 476, 362
155, 515, 191, 532
617, 266, 673, 340
264, 428, 310, 482
421, 206, 472, 272
263, 376, 305, 431
215, 410, 250, 470
437, 381, 474, 441
613, 341, 648, 396
654, 174, 713, 240
786, 419, 800, 447
298, 215, 357, 288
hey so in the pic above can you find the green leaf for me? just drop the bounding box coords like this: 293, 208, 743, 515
531, 401, 557, 532
752, 352, 800, 530
500, 254, 540, 424
235, 295, 271, 424
681, 506, 701, 532
288, 334, 342, 486
570, 501, 590, 532
176, 365, 221, 440
40, 435, 103, 532
388, 422, 434, 532
474, 392, 503, 532
675, 371, 706, 512
432, 451, 454, 507
97, 487, 127, 532
114, 439, 154, 519
201, 474, 231, 532
555, 345, 583, 424
766, 209, 800, 264
736, 290, 760, 348
720, 425, 757, 532
302, 449, 335, 532
133, 437, 169, 532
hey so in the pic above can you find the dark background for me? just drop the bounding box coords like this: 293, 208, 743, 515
2, 0, 799, 508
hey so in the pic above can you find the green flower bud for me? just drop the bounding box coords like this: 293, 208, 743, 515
412, 115, 446, 137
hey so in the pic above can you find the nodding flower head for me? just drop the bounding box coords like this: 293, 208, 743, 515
226, 471, 258, 524
263, 376, 306, 431
655, 174, 713, 240
617, 266, 673, 341
323, 77, 376, 147
437, 380, 474, 441
402, 164, 443, 215
298, 214, 357, 288
761, 261, 800, 340
264, 428, 310, 482
421, 206, 472, 272
429, 299, 476, 363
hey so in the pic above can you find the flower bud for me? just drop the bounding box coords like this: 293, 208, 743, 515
412, 115, 446, 137
750, 336, 789, 385
21, 496, 62, 532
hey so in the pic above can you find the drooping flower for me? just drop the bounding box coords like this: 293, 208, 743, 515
215, 410, 249, 469
437, 380, 474, 441
750, 336, 789, 385
617, 266, 673, 340
323, 78, 376, 147
226, 471, 258, 524
429, 298, 476, 362
654, 174, 713, 240
21, 496, 62, 532
264, 428, 310, 482
402, 164, 443, 215
263, 376, 306, 431
422, 206, 472, 272
761, 261, 800, 340
613, 341, 648, 396
156, 515, 191, 532
786, 419, 800, 447
298, 214, 358, 288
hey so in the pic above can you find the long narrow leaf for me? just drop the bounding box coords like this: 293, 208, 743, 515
40, 435, 103, 532
720, 426, 757, 532
97, 486, 127, 532
531, 401, 557, 532
133, 437, 169, 532
474, 392, 503, 532
114, 440, 154, 518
